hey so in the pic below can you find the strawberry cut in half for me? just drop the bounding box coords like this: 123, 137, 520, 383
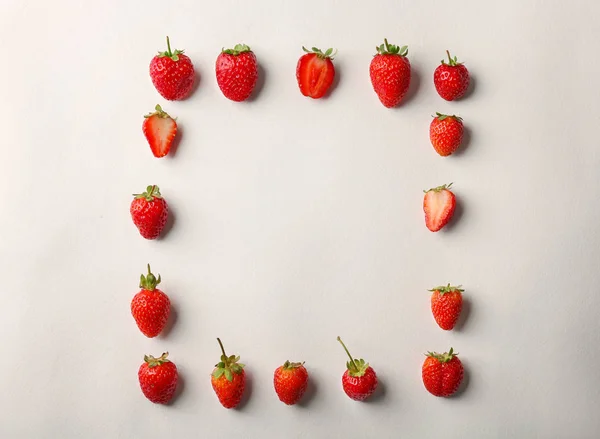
143, 104, 177, 158
296, 46, 336, 99
423, 183, 456, 232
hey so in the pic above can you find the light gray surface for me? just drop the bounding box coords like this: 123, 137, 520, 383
1, 0, 599, 437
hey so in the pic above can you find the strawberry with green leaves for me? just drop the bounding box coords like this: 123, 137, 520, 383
430, 113, 464, 157
423, 183, 456, 232
143, 105, 177, 158
422, 348, 464, 397
337, 337, 378, 401
273, 361, 309, 405
296, 46, 337, 99
131, 264, 170, 337
434, 51, 470, 101
130, 185, 169, 240
149, 36, 196, 101
370, 38, 411, 108
430, 284, 463, 330
211, 338, 246, 409
216, 44, 258, 102
138, 352, 178, 404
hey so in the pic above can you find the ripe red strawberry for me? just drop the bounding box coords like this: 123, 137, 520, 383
296, 46, 336, 99
429, 284, 463, 330
430, 113, 463, 156
130, 185, 169, 240
422, 348, 464, 397
273, 361, 309, 405
211, 338, 246, 409
434, 51, 470, 101
370, 39, 411, 108
149, 36, 195, 101
216, 44, 258, 102
138, 352, 178, 404
131, 264, 171, 337
337, 337, 378, 401
142, 105, 177, 158
423, 183, 456, 232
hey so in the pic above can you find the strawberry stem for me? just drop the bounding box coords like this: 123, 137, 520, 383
166, 36, 172, 57
337, 337, 358, 370
217, 338, 227, 359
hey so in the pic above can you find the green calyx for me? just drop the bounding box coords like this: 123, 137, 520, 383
139, 264, 161, 291
222, 43, 252, 55
144, 352, 170, 367
423, 183, 453, 193
144, 104, 173, 119
282, 360, 304, 370
434, 112, 462, 122
212, 338, 245, 382
429, 283, 463, 295
375, 38, 408, 56
157, 36, 184, 61
442, 50, 462, 66
133, 185, 162, 202
302, 46, 337, 60
337, 336, 369, 378
426, 347, 458, 363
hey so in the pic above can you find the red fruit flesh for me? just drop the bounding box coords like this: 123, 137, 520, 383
138, 353, 178, 404
143, 105, 177, 158
216, 47, 258, 102
342, 367, 378, 401
274, 361, 309, 405
296, 52, 335, 99
423, 184, 456, 232
430, 285, 463, 330
422, 349, 464, 397
211, 369, 246, 408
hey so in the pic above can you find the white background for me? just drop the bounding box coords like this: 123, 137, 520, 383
1, 0, 599, 437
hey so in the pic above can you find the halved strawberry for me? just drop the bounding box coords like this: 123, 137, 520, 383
143, 104, 177, 158
296, 47, 336, 99
423, 183, 456, 232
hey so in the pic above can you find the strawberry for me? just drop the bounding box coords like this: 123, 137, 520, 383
434, 51, 470, 101
430, 113, 463, 156
211, 338, 246, 409
370, 39, 411, 108
216, 44, 258, 102
273, 361, 309, 405
138, 352, 178, 404
296, 46, 336, 99
143, 105, 177, 158
149, 36, 195, 101
429, 284, 463, 330
337, 337, 378, 401
131, 264, 171, 337
422, 348, 464, 397
130, 185, 169, 240
423, 183, 456, 232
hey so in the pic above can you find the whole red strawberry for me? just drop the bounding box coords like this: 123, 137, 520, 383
370, 38, 411, 108
296, 46, 336, 99
216, 44, 258, 102
422, 348, 464, 397
430, 113, 464, 156
434, 51, 470, 101
149, 36, 195, 101
130, 185, 169, 240
143, 105, 178, 158
273, 361, 309, 405
430, 284, 463, 330
211, 338, 246, 409
337, 337, 378, 401
138, 352, 178, 404
131, 264, 171, 337
423, 183, 456, 232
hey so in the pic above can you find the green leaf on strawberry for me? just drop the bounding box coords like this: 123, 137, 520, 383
212, 338, 245, 382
